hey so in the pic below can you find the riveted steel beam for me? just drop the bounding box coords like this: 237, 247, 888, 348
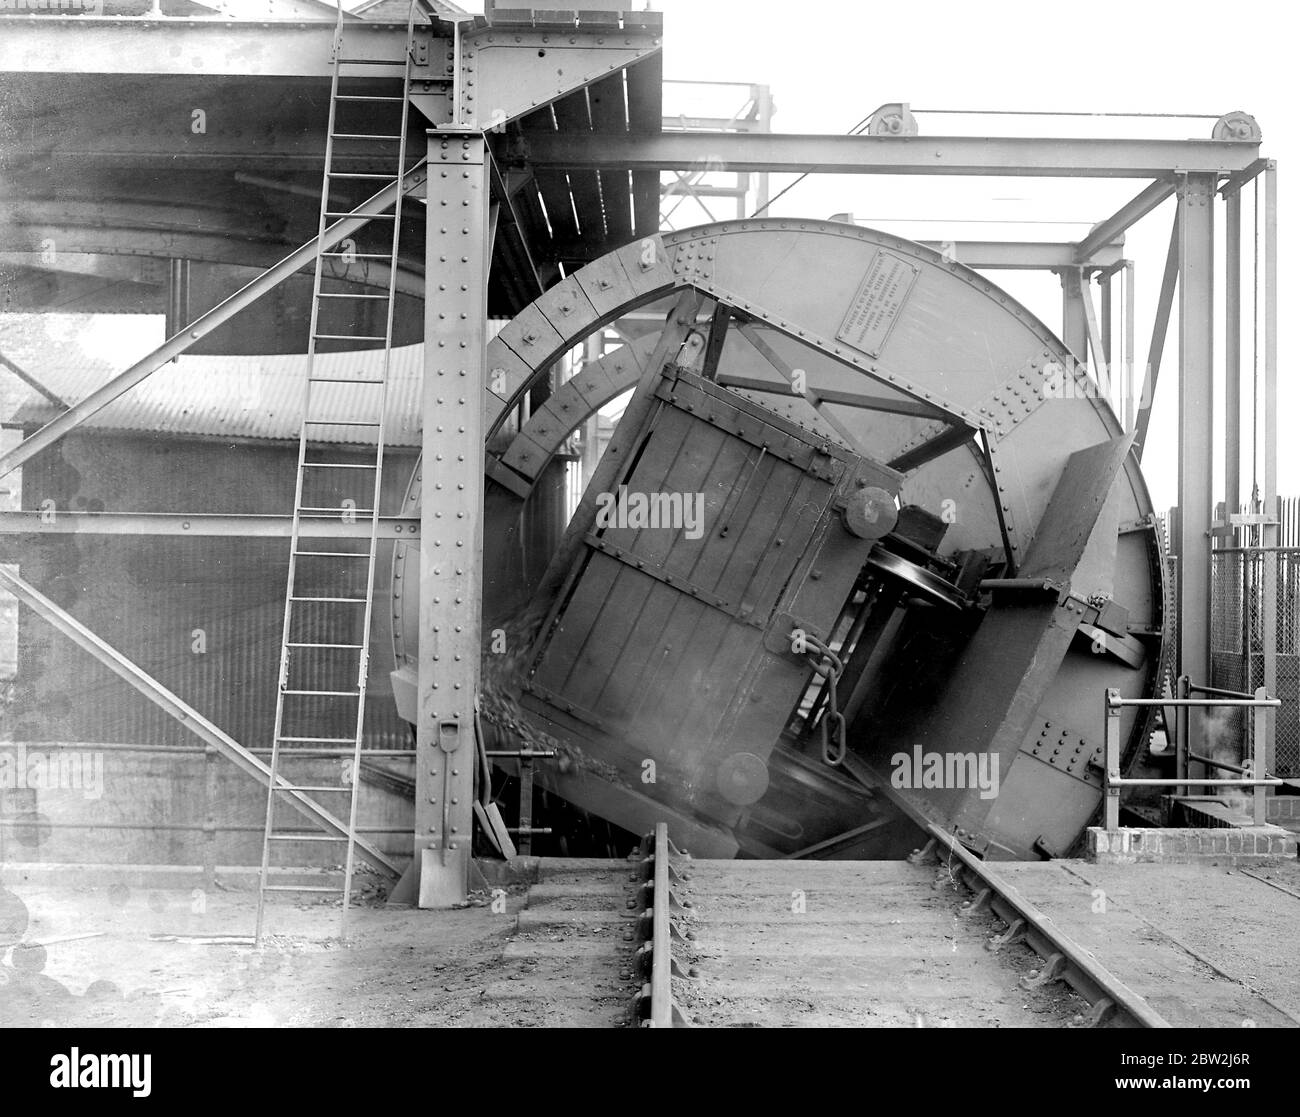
413, 129, 490, 908
517, 132, 1261, 178
918, 240, 1124, 270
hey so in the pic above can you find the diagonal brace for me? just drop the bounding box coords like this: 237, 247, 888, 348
0, 566, 401, 878
0, 161, 430, 483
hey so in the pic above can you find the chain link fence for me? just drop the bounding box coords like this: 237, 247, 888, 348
1211, 547, 1300, 777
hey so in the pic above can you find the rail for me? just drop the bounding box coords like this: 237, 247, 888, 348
1103, 685, 1282, 826
637, 823, 690, 1028
924, 826, 1170, 1028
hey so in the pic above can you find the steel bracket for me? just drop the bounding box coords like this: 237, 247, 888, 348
1021, 951, 1067, 990
1022, 720, 1104, 788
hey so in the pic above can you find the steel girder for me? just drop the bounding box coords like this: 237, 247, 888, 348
515, 131, 1261, 178
0, 18, 660, 133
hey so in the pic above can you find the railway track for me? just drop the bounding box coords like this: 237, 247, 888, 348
490, 823, 1293, 1028
634, 823, 1162, 1029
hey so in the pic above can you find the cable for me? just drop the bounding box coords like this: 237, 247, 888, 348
748, 107, 878, 219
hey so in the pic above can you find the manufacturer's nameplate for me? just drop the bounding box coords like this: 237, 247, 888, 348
837, 250, 919, 357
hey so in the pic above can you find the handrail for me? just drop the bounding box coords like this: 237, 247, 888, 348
1103, 685, 1280, 827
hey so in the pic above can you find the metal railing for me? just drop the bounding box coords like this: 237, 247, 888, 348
1103, 685, 1282, 828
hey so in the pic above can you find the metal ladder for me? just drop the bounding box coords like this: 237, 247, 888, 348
255, 8, 421, 944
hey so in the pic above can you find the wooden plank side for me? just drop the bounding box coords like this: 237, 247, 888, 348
530, 549, 623, 693
658, 428, 754, 582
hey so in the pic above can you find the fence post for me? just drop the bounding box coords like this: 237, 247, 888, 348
1252, 687, 1268, 826
1105, 689, 1122, 830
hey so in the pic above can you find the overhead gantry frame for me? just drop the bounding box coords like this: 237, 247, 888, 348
0, 5, 1277, 904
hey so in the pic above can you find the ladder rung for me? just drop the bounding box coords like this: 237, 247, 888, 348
331, 132, 405, 141
297, 506, 376, 514
334, 95, 406, 103
277, 735, 357, 744
321, 252, 393, 259
313, 333, 387, 341
325, 211, 396, 219
286, 642, 367, 648
328, 171, 400, 181
273, 785, 353, 793
316, 292, 390, 300
261, 885, 345, 894
281, 689, 359, 697
337, 58, 408, 66
289, 595, 369, 603
293, 550, 371, 558
302, 461, 380, 469
269, 833, 350, 842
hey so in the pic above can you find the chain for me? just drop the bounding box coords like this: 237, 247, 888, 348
801, 632, 847, 766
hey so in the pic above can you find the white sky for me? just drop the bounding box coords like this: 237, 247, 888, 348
642, 0, 1295, 514
20, 0, 1292, 514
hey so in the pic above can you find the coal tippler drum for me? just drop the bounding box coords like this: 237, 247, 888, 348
390, 219, 1165, 860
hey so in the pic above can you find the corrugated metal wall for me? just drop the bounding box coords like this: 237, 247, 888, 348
5, 432, 417, 752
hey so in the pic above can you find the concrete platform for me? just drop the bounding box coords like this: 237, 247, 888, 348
978, 859, 1300, 1027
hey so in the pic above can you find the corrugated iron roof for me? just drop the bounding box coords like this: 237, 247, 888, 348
6, 346, 427, 447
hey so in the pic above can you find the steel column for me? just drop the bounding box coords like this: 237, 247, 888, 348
414, 130, 490, 907
1177, 175, 1215, 707
1123, 262, 1136, 432
1225, 190, 1242, 515
1262, 162, 1279, 771
1081, 276, 1111, 401
1059, 267, 1089, 363
1100, 274, 1113, 366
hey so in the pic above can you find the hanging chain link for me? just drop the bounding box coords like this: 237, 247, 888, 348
799, 631, 847, 767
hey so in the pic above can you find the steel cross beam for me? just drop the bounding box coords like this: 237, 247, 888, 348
0, 162, 429, 483
916, 240, 1124, 270
0, 511, 420, 538
0, 566, 401, 878
517, 132, 1261, 178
